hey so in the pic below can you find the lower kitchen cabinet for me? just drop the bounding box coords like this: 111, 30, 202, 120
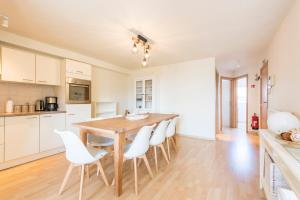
4, 115, 39, 161
66, 104, 91, 136
0, 117, 4, 163
40, 113, 65, 152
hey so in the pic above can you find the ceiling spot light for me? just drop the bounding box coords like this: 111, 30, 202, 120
132, 43, 137, 53
1, 15, 8, 28
142, 57, 147, 67
144, 49, 150, 59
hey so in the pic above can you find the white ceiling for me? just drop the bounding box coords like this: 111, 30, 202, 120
0, 0, 294, 70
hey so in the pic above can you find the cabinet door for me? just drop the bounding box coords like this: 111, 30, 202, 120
0, 117, 3, 145
135, 80, 144, 110
1, 47, 36, 83
40, 113, 65, 152
66, 104, 91, 136
5, 115, 39, 161
36, 55, 61, 86
0, 145, 3, 163
66, 59, 91, 80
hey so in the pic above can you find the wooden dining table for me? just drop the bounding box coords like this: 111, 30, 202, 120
75, 113, 178, 197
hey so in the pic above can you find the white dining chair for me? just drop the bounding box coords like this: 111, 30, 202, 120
112, 124, 156, 195
55, 130, 109, 200
149, 120, 170, 172
87, 115, 123, 148
166, 117, 178, 160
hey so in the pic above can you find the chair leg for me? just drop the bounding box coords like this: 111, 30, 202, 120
133, 158, 138, 195
159, 144, 170, 165
154, 146, 158, 173
171, 137, 177, 152
137, 158, 143, 167
59, 164, 74, 195
96, 160, 109, 186
167, 137, 171, 160
79, 165, 85, 200
142, 155, 154, 178
85, 165, 90, 181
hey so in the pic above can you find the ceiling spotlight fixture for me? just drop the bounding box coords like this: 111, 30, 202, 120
132, 43, 137, 53
0, 14, 8, 28
142, 57, 147, 67
131, 33, 152, 67
144, 49, 150, 59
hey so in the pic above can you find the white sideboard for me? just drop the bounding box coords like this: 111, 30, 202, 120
260, 129, 300, 200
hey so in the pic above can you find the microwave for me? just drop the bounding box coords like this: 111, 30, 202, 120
66, 77, 91, 104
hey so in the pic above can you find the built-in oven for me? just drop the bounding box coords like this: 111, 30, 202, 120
66, 77, 91, 104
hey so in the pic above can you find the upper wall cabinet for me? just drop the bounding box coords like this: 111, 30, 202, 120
66, 59, 91, 80
1, 47, 36, 83
36, 55, 61, 86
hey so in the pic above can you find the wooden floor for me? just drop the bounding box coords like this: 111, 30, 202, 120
0, 129, 265, 200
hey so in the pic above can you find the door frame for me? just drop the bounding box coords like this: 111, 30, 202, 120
235, 74, 249, 133
220, 75, 248, 132
220, 76, 233, 131
260, 61, 268, 129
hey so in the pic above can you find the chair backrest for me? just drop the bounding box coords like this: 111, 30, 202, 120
150, 120, 170, 146
125, 124, 156, 158
166, 117, 178, 137
55, 130, 96, 164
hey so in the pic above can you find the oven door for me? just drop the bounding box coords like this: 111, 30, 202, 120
66, 78, 91, 104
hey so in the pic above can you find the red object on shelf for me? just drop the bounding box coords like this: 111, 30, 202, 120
251, 113, 259, 130
251, 84, 256, 88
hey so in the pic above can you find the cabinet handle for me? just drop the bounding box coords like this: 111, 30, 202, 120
26, 117, 38, 119
42, 115, 52, 118
68, 113, 76, 116
37, 80, 47, 83
23, 78, 33, 82
76, 70, 83, 74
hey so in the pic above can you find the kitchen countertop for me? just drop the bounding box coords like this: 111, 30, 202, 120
0, 110, 66, 117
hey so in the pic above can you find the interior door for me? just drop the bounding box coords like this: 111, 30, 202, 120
260, 61, 268, 129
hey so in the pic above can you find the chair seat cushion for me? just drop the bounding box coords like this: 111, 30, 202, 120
87, 147, 108, 160
88, 135, 114, 147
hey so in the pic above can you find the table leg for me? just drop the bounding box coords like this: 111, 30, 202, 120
80, 129, 88, 145
114, 132, 125, 196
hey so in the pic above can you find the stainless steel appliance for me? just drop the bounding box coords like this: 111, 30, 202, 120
66, 77, 91, 104
35, 100, 45, 111
45, 96, 58, 111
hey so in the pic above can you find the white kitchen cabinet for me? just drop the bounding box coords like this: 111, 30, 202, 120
40, 113, 65, 152
0, 117, 4, 163
36, 54, 61, 86
66, 59, 91, 80
134, 77, 154, 112
0, 145, 3, 163
0, 117, 4, 145
1, 47, 36, 83
4, 115, 39, 161
66, 104, 91, 136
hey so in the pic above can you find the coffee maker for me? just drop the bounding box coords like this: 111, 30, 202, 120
45, 96, 58, 111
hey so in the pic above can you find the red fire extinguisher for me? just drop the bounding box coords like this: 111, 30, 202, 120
251, 113, 259, 130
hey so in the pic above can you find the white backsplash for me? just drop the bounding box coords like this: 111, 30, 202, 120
0, 82, 57, 113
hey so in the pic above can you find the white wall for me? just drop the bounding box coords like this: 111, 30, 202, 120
266, 0, 300, 117
129, 58, 216, 140
221, 79, 231, 128
92, 67, 129, 114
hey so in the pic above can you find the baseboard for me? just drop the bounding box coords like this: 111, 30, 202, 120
0, 147, 65, 171
177, 133, 216, 141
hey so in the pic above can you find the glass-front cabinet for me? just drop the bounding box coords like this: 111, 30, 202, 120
135, 77, 154, 112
